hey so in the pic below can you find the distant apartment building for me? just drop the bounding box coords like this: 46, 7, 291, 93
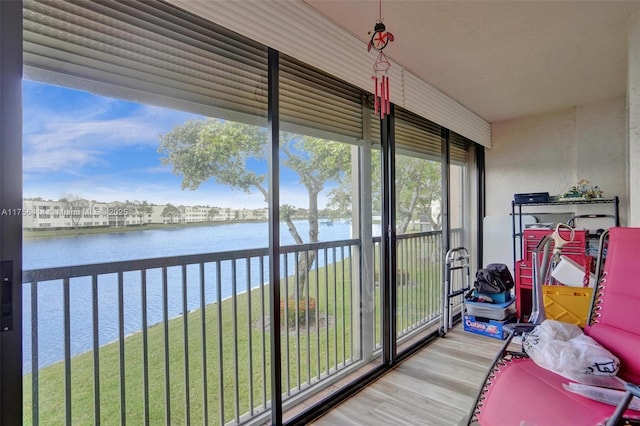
238, 207, 268, 221
148, 205, 167, 224
22, 199, 141, 229
180, 205, 212, 223
22, 199, 270, 229
149, 205, 267, 224
216, 207, 236, 221
148, 204, 213, 224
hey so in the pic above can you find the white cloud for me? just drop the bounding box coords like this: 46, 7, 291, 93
23, 95, 203, 173
22, 83, 342, 210
23, 176, 333, 210
23, 178, 269, 209
140, 165, 174, 175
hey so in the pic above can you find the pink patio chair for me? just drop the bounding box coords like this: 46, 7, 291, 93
468, 227, 640, 425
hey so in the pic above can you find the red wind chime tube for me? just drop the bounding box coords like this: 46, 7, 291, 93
385, 75, 390, 113
380, 76, 386, 117
373, 76, 379, 116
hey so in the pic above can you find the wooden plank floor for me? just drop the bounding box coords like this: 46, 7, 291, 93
311, 326, 506, 426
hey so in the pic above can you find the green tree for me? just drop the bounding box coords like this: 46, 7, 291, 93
158, 119, 351, 297
208, 207, 219, 222
119, 200, 137, 226
60, 194, 89, 230
161, 204, 181, 224
108, 201, 128, 227
395, 156, 441, 233
328, 151, 442, 233
135, 200, 153, 226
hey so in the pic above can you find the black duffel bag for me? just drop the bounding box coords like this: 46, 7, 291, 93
473, 263, 514, 294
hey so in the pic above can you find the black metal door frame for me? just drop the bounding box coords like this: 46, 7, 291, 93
380, 106, 397, 364
0, 1, 24, 424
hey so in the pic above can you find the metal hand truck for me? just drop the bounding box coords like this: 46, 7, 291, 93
439, 247, 471, 337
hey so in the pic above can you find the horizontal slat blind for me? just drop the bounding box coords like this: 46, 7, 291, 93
450, 132, 471, 164
367, 98, 381, 146
395, 108, 442, 160
370, 114, 381, 146
403, 70, 490, 148
280, 54, 363, 143
166, 0, 491, 147
23, 0, 268, 125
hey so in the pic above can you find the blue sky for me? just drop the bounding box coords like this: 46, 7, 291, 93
22, 80, 326, 209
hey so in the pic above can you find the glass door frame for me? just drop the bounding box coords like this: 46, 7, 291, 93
0, 2, 24, 424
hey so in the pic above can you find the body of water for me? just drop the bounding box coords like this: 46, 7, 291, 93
22, 220, 356, 372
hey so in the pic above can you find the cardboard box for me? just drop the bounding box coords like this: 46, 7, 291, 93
463, 314, 516, 340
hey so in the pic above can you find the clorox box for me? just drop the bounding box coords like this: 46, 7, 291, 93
463, 314, 516, 340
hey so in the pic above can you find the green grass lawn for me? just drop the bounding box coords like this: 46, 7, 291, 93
23, 250, 442, 425
23, 261, 354, 425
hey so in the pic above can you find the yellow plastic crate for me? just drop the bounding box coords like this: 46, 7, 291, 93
542, 285, 594, 327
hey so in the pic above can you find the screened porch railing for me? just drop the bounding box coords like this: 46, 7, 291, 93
22, 230, 463, 425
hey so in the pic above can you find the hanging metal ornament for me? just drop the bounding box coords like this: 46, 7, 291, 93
368, 0, 394, 119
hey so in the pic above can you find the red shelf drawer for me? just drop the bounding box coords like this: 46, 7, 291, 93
515, 260, 532, 318
516, 229, 588, 320
516, 260, 533, 287
522, 229, 586, 263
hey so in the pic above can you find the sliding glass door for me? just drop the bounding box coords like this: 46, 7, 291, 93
393, 110, 444, 345
1, 2, 484, 425
0, 2, 24, 424
21, 1, 271, 424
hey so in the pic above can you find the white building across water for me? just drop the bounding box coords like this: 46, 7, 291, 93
21, 199, 269, 229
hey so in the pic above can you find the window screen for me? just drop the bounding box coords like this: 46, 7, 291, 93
395, 107, 442, 160
280, 54, 363, 143
23, 0, 268, 124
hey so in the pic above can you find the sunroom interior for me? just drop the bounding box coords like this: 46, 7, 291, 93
1, 0, 639, 425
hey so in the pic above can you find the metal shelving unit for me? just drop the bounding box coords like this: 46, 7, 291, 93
511, 196, 619, 266
511, 196, 619, 320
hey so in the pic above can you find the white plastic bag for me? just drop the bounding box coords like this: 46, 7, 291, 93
563, 382, 640, 411
522, 320, 620, 382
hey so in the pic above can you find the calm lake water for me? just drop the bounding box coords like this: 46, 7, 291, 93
22, 220, 357, 373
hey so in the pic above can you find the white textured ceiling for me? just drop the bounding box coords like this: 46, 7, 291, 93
303, 0, 640, 123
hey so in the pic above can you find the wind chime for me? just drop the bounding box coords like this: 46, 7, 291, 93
368, 0, 394, 119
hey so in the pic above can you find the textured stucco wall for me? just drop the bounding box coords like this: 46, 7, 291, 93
486, 98, 627, 225
628, 13, 640, 226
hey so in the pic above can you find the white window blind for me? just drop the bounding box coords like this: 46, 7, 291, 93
166, 0, 491, 148
395, 108, 442, 161
23, 0, 480, 158
450, 132, 471, 165
280, 54, 363, 143
23, 0, 268, 125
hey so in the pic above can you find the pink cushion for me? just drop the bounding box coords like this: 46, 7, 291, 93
585, 227, 640, 383
477, 357, 639, 425
596, 228, 640, 332
478, 228, 640, 425
586, 323, 640, 384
